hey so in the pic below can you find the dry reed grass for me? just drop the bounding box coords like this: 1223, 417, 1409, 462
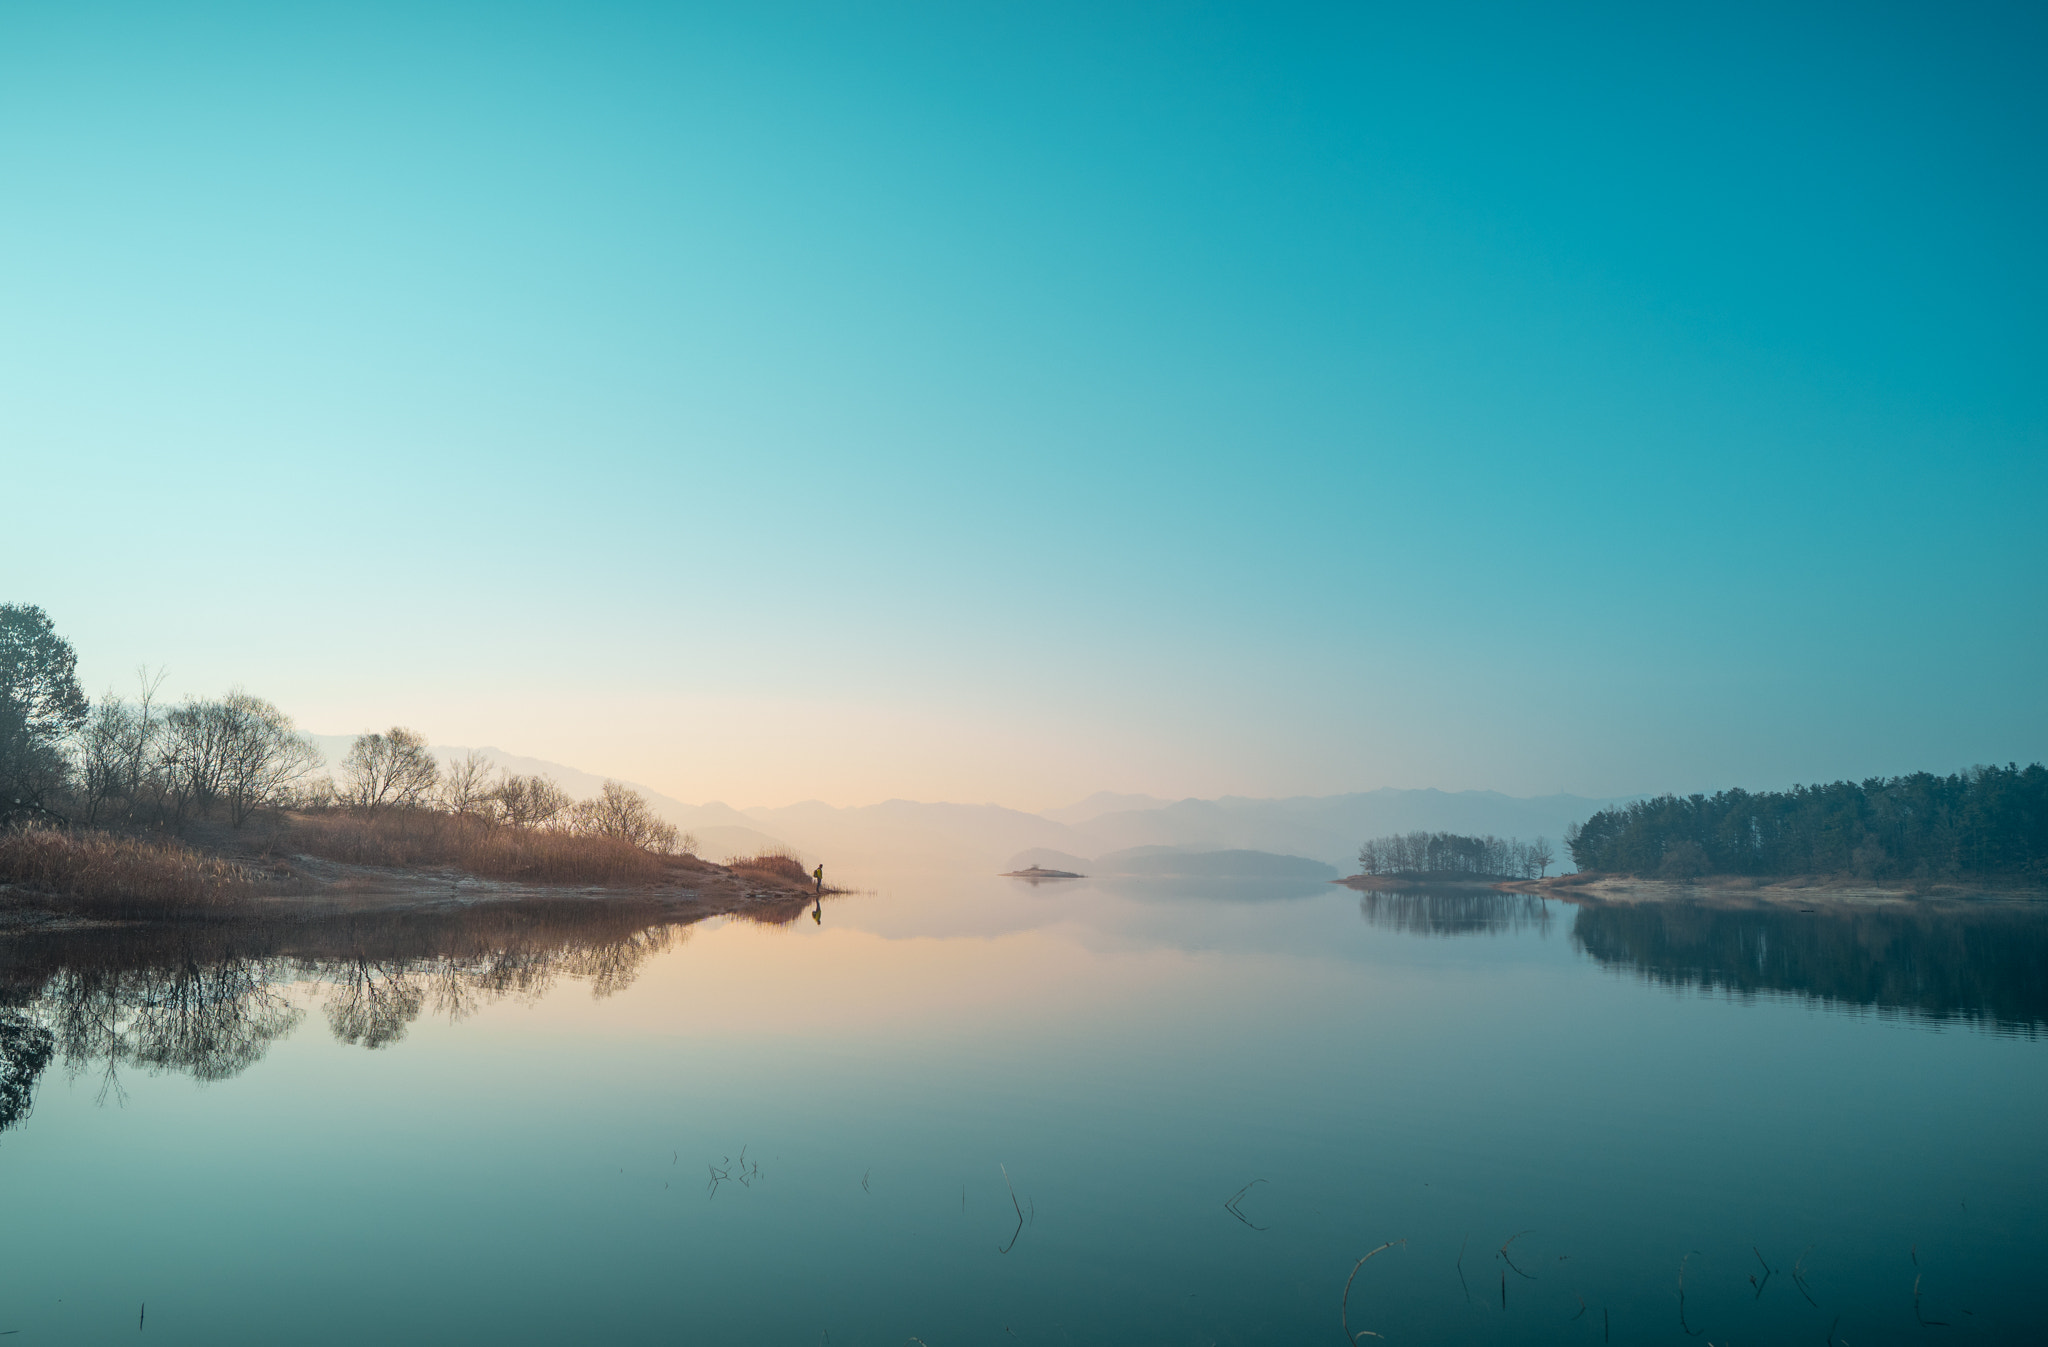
726, 851, 810, 886
0, 825, 252, 917
284, 810, 673, 886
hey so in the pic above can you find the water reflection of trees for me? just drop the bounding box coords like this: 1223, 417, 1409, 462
1568, 899, 2048, 1033
0, 898, 687, 1134
1357, 889, 1554, 938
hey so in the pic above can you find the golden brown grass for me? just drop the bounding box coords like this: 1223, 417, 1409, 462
283, 810, 674, 886
726, 851, 810, 886
0, 825, 252, 917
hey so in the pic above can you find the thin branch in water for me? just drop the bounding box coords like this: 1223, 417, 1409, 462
1913, 1273, 1951, 1327
862, 1169, 870, 1194
1678, 1252, 1704, 1337
1456, 1238, 1472, 1303
998, 1164, 1025, 1254
1340, 1239, 1405, 1344
1499, 1230, 1537, 1280
1792, 1244, 1819, 1307
1499, 1270, 1505, 1310
1570, 1294, 1587, 1322
1223, 1179, 1270, 1232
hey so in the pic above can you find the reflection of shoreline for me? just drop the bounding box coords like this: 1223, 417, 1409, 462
1568, 897, 2048, 1033
1355, 889, 1554, 937
0, 895, 832, 1134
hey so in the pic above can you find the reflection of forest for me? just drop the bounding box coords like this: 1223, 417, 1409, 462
1356, 889, 1554, 937
1568, 899, 2048, 1032
0, 897, 725, 1134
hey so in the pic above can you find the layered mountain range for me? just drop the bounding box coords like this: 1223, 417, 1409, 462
306, 736, 1625, 875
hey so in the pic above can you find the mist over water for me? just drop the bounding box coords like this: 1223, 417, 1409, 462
1, 874, 2041, 1343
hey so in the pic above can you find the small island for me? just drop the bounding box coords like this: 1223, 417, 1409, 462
1001, 866, 1084, 880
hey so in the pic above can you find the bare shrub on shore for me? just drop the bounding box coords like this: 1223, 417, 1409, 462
726, 850, 809, 885
0, 824, 252, 916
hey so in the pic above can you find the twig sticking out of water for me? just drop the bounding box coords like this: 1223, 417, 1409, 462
1792, 1245, 1818, 1307
707, 1161, 729, 1198
1913, 1273, 1951, 1327
1456, 1238, 1473, 1303
1826, 1314, 1838, 1346
1570, 1294, 1587, 1322
1499, 1231, 1536, 1280
1678, 1252, 1704, 1337
998, 1164, 1025, 1254
862, 1169, 871, 1194
1499, 1270, 1505, 1309
1223, 1179, 1270, 1232
1340, 1239, 1405, 1344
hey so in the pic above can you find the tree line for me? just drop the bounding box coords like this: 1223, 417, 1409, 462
1355, 830, 1555, 879
1564, 764, 2048, 880
1, 603, 689, 855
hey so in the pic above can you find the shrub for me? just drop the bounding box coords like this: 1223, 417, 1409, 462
726, 851, 809, 885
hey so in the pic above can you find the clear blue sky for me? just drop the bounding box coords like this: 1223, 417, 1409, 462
4, 1, 2042, 808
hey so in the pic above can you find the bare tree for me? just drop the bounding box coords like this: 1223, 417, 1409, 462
75, 696, 135, 824
160, 698, 239, 821
438, 750, 499, 817
493, 773, 571, 829
1529, 837, 1555, 878
567, 780, 680, 853
218, 690, 322, 827
339, 728, 440, 812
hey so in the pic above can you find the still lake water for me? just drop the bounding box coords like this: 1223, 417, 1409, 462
2, 868, 2044, 1345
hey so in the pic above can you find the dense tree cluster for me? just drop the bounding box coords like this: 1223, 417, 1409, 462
1565, 765, 2048, 880
1356, 831, 1555, 879
1, 605, 90, 812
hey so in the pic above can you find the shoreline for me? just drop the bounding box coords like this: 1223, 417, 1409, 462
1335, 869, 2047, 908
0, 832, 836, 934
1528, 871, 2048, 908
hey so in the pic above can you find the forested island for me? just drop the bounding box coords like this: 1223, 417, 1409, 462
1349, 830, 1555, 884
1565, 766, 2047, 884
0, 604, 824, 923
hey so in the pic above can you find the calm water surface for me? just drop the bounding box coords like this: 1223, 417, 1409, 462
2, 870, 2043, 1344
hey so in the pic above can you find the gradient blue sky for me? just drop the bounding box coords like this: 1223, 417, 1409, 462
4, 1, 2042, 809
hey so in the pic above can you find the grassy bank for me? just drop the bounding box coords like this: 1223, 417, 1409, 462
282, 810, 679, 886
0, 826, 255, 918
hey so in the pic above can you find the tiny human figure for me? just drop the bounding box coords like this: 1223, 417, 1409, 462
813, 863, 824, 894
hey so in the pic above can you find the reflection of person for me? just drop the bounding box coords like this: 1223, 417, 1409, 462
813, 864, 824, 893
812, 898, 821, 925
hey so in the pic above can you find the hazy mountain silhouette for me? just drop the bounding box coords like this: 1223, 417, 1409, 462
1005, 846, 1339, 880
305, 735, 1626, 874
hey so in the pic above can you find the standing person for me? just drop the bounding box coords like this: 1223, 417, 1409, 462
813, 863, 824, 894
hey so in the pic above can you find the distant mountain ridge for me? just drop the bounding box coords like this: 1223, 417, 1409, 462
305, 733, 1626, 873
1005, 846, 1340, 880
